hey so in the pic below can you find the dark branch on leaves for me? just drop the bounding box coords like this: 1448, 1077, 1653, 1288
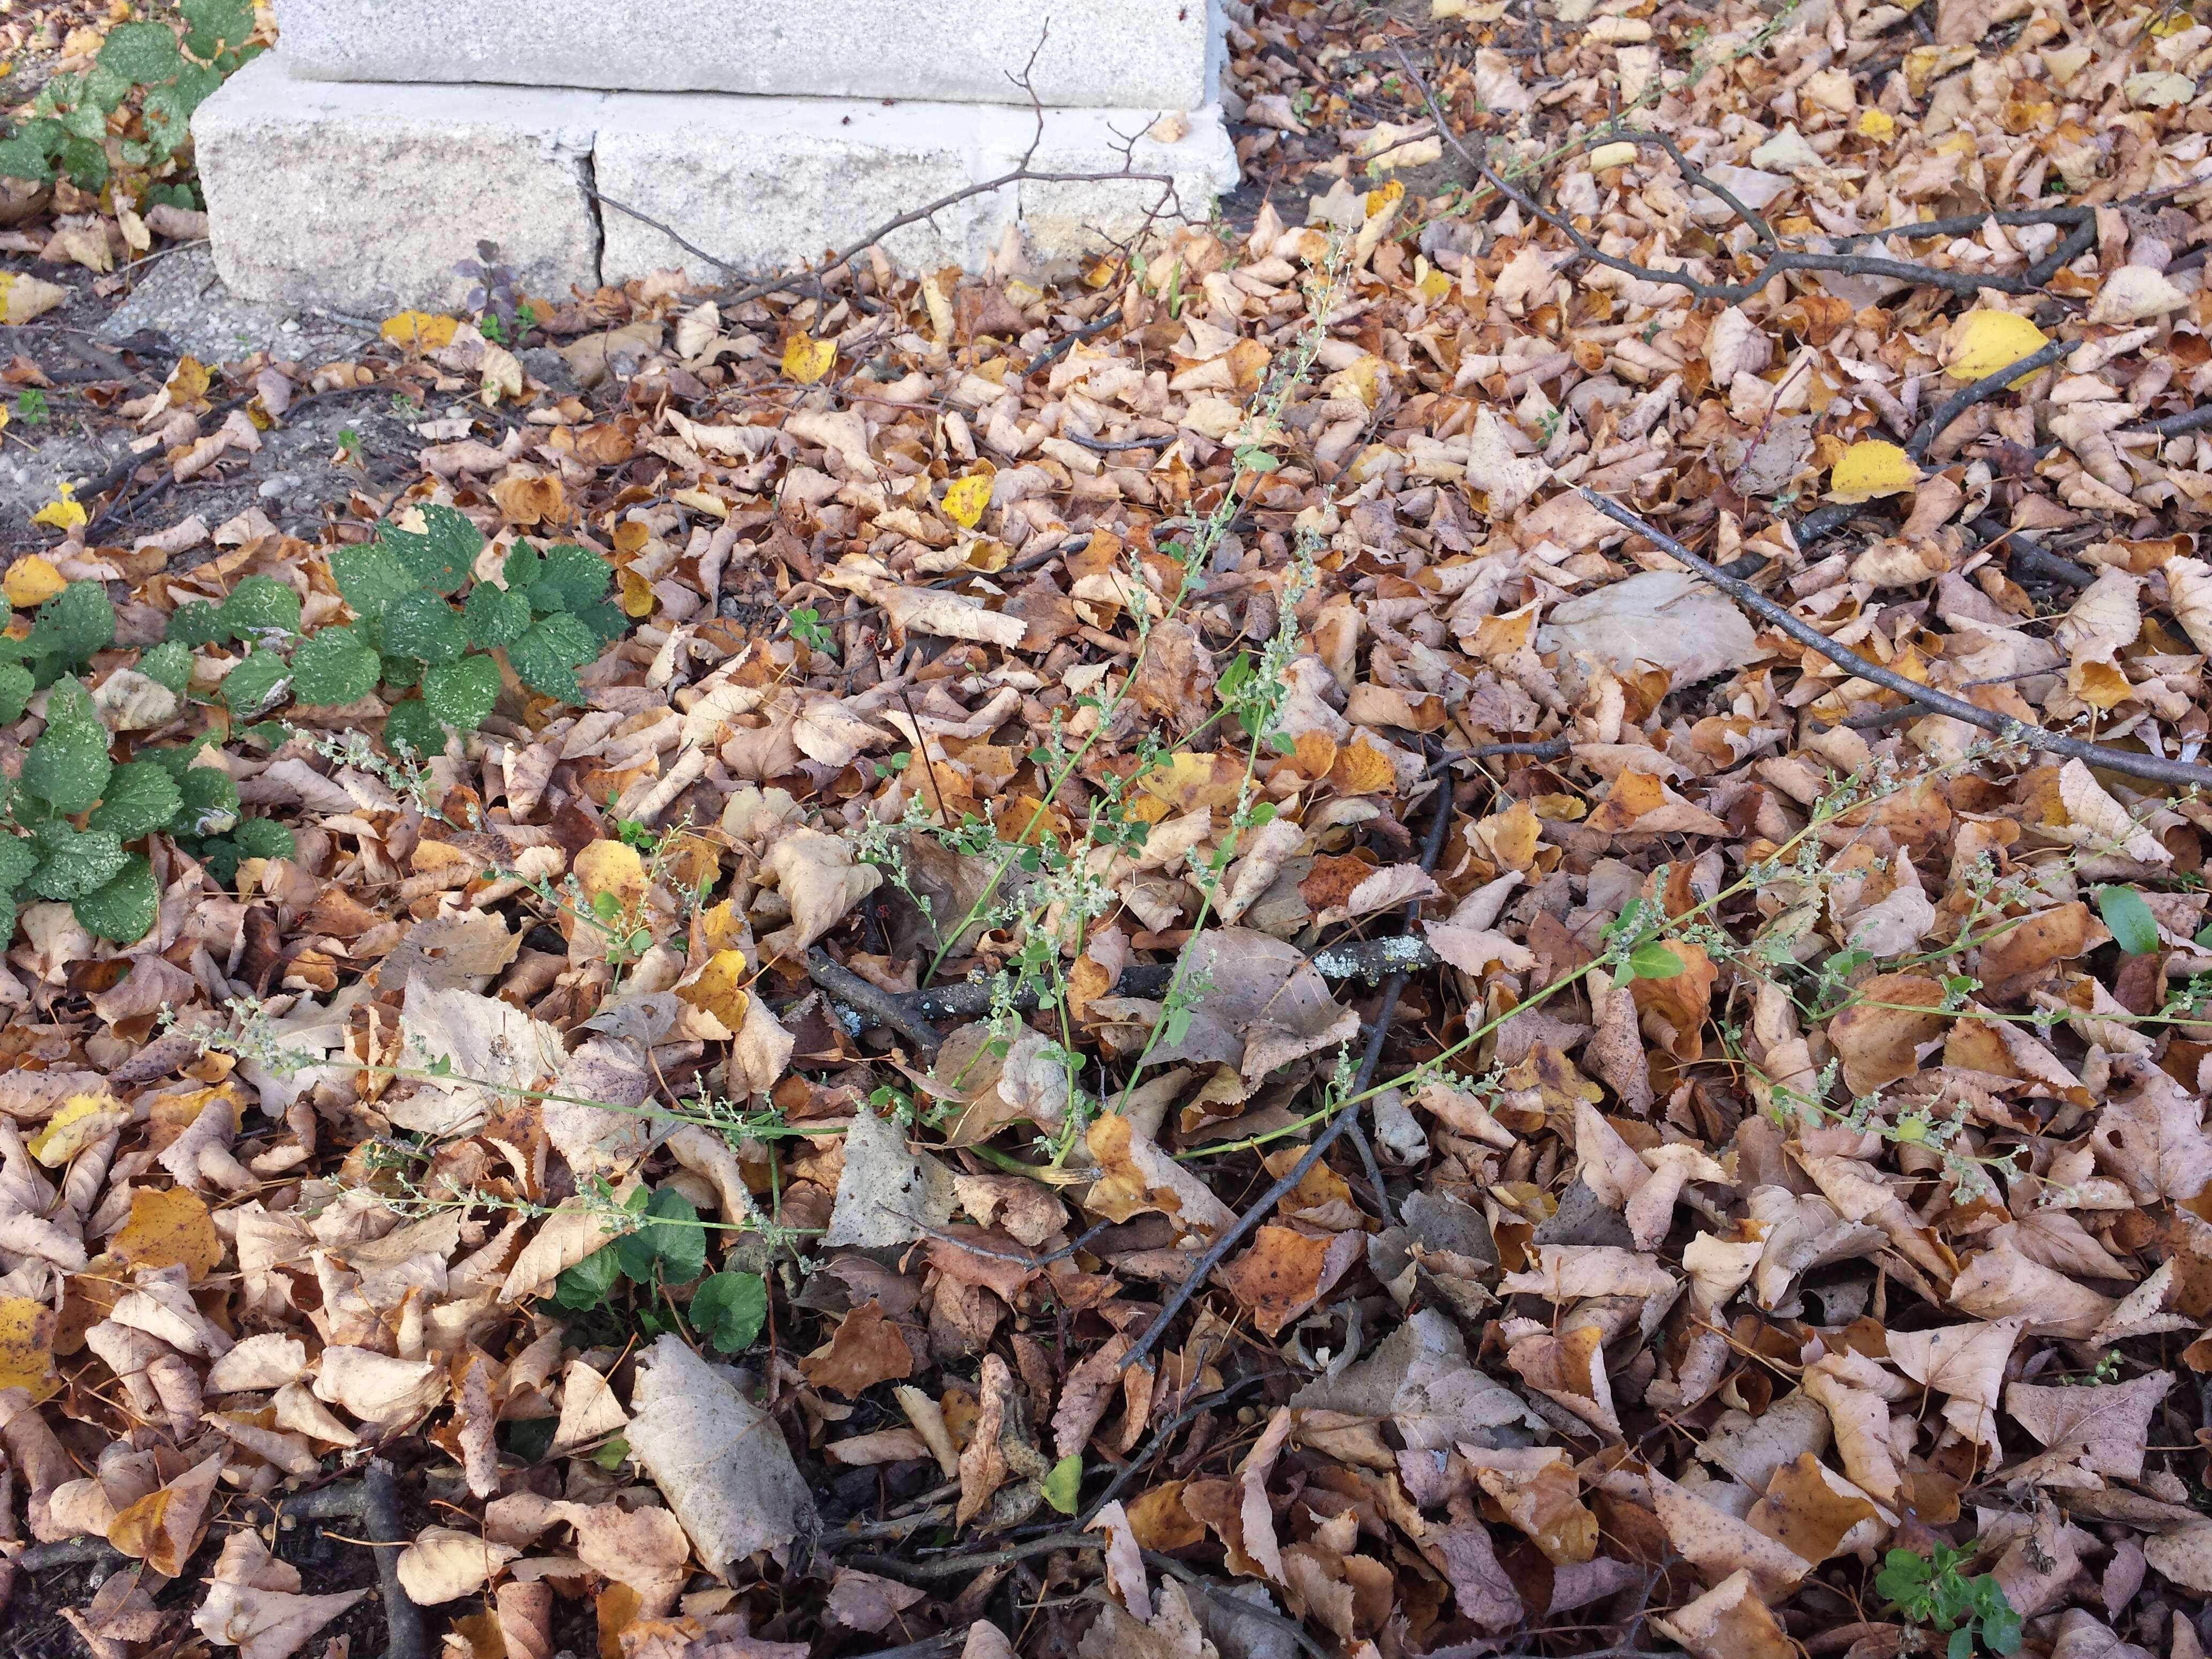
1905, 337, 2071, 462
1578, 489, 2212, 790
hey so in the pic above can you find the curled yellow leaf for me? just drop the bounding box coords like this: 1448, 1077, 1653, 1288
382, 310, 459, 350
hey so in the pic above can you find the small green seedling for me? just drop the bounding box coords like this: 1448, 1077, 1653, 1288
1875, 1546, 2022, 1659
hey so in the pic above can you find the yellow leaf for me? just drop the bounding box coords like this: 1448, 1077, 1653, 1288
574, 839, 647, 915
782, 334, 836, 384
677, 948, 752, 1037
0, 1296, 57, 1400
1856, 109, 1897, 140
1945, 309, 2049, 384
3, 554, 67, 609
166, 356, 212, 409
1828, 440, 1919, 503
618, 567, 657, 618
1414, 259, 1453, 304
0, 271, 69, 325
382, 310, 459, 350
26, 1091, 126, 1165
1588, 140, 1638, 170
113, 1187, 223, 1282
942, 469, 995, 529
29, 484, 87, 532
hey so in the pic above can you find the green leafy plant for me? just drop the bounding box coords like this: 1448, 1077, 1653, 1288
1875, 1546, 2023, 1659
163, 506, 622, 758
0, 673, 298, 939
690, 1270, 768, 1354
14, 389, 49, 426
0, 0, 260, 189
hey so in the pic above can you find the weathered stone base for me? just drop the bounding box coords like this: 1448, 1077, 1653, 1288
193, 55, 1239, 315
275, 0, 1221, 114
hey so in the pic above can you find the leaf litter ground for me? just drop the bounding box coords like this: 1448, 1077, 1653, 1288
7, 3, 2212, 1659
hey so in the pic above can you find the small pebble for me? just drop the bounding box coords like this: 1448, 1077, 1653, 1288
279, 318, 301, 334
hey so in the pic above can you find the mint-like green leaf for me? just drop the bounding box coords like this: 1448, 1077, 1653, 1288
135, 640, 194, 698
423, 653, 502, 732
231, 818, 297, 863
1626, 941, 1684, 981
2095, 885, 2160, 956
382, 590, 468, 666
0, 834, 38, 894
508, 612, 597, 703
528, 543, 613, 615
25, 580, 116, 669
172, 765, 241, 837
0, 662, 32, 724
0, 135, 53, 184
87, 761, 183, 839
689, 1271, 767, 1354
180, 0, 255, 59
290, 626, 383, 706
378, 504, 481, 595
383, 698, 450, 759
72, 855, 158, 944
26, 823, 128, 900
462, 582, 532, 648
218, 574, 302, 639
22, 679, 111, 813
97, 20, 183, 83
221, 648, 292, 718
573, 600, 629, 647
330, 542, 418, 621
165, 600, 228, 647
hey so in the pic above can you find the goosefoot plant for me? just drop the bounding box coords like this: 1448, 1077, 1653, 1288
0, 0, 259, 193
1876, 1545, 2023, 1659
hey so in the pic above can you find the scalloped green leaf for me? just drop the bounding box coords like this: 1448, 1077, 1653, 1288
527, 543, 613, 615
86, 760, 184, 840
423, 653, 502, 732
171, 765, 241, 837
218, 574, 302, 639
72, 855, 158, 944
507, 612, 597, 703
0, 662, 32, 724
165, 600, 228, 647
462, 581, 532, 648
21, 679, 111, 813
96, 20, 183, 84
383, 698, 450, 758
25, 580, 116, 672
26, 823, 128, 901
329, 542, 417, 622
0, 834, 38, 895
378, 504, 481, 595
221, 648, 292, 718
135, 640, 194, 698
232, 818, 297, 863
290, 626, 383, 706
381, 589, 468, 666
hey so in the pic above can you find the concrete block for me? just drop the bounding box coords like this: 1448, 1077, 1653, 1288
274, 0, 1217, 111
596, 96, 1240, 282
193, 55, 603, 313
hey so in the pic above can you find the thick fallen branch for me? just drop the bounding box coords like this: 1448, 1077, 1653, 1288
1969, 514, 2096, 589
806, 946, 946, 1057
1578, 489, 2212, 790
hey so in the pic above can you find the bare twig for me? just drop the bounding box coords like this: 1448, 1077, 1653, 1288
364, 1460, 429, 1659
1969, 515, 2096, 589
1394, 49, 2095, 302
1424, 736, 1573, 774
1111, 770, 1456, 1381
1905, 337, 2070, 462
1578, 489, 2212, 790
805, 947, 945, 1057
2123, 402, 2212, 441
